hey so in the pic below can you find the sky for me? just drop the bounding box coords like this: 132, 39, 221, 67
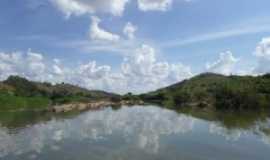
0, 0, 270, 94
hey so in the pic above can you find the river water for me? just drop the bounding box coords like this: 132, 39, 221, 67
0, 105, 269, 160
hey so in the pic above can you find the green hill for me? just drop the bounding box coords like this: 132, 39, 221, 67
139, 73, 270, 111
2, 73, 270, 111
0, 76, 120, 111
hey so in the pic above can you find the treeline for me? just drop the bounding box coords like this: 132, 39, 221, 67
1, 73, 270, 111
139, 73, 270, 111
0, 76, 120, 110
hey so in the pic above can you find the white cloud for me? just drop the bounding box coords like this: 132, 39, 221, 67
206, 51, 238, 75
122, 45, 156, 77
123, 22, 137, 40
50, 0, 191, 18
138, 0, 173, 11
0, 52, 22, 79
255, 37, 270, 59
50, 0, 130, 18
0, 45, 192, 94
26, 49, 46, 78
169, 63, 193, 82
89, 16, 120, 42
0, 50, 47, 81
253, 37, 270, 74
52, 65, 64, 75
78, 61, 111, 80
121, 44, 193, 93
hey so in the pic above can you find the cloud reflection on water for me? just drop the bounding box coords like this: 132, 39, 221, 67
209, 119, 270, 145
0, 106, 269, 159
0, 106, 195, 157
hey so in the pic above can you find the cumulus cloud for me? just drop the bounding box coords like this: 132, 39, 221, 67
89, 16, 120, 42
255, 37, 270, 58
50, 0, 130, 18
50, 0, 190, 18
121, 44, 193, 93
0, 52, 22, 79
26, 49, 46, 78
123, 22, 137, 40
169, 63, 193, 82
206, 51, 238, 75
122, 45, 156, 77
137, 0, 173, 11
52, 64, 64, 75
78, 61, 111, 80
0, 49, 47, 81
253, 37, 270, 74
0, 45, 192, 94
0, 49, 115, 91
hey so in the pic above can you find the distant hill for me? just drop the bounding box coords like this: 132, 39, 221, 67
0, 76, 120, 111
2, 73, 270, 111
139, 73, 270, 110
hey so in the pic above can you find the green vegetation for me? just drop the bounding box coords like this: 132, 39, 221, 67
0, 76, 120, 111
122, 92, 140, 101
0, 93, 50, 111
140, 73, 270, 111
1, 73, 270, 111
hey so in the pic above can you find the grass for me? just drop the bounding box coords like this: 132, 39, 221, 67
0, 93, 50, 111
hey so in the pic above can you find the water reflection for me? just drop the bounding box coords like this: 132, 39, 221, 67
0, 106, 195, 158
209, 119, 270, 144
0, 105, 269, 160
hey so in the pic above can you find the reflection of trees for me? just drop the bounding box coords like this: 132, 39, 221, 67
209, 118, 270, 145
179, 107, 270, 129
0, 110, 81, 129
178, 107, 270, 144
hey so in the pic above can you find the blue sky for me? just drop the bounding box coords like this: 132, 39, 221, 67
0, 0, 270, 93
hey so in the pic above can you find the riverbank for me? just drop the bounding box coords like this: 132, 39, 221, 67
49, 100, 145, 113
0, 99, 144, 113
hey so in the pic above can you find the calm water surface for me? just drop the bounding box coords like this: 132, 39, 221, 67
0, 105, 270, 160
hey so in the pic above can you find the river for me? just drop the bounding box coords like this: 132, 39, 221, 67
0, 105, 269, 160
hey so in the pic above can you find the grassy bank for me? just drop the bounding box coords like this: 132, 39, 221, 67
0, 93, 50, 111
0, 76, 120, 111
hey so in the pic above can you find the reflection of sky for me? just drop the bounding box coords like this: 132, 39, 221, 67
209, 119, 270, 145
0, 106, 270, 159
0, 106, 195, 158
209, 123, 248, 141
255, 119, 270, 145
